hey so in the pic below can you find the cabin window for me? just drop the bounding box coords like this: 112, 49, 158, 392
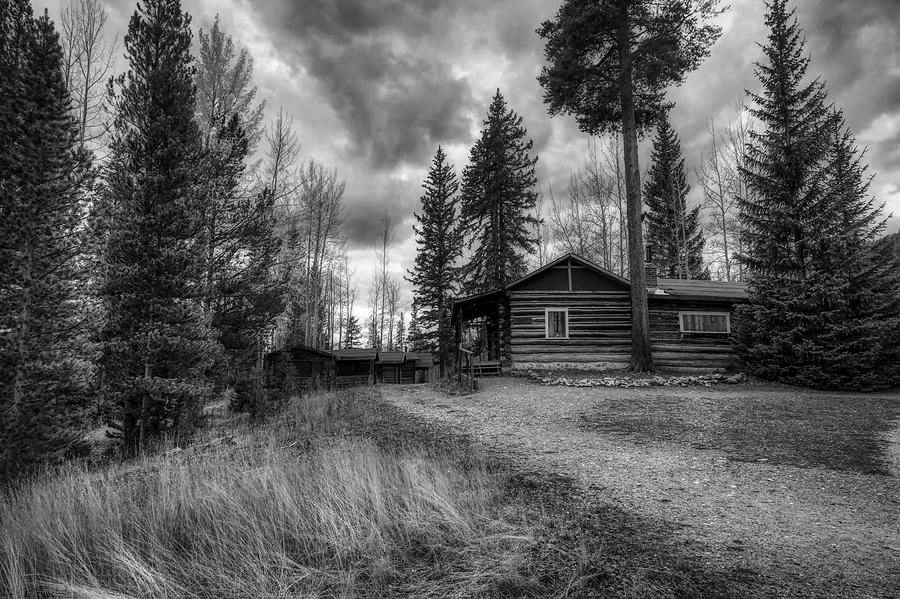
545, 308, 568, 339
679, 311, 730, 334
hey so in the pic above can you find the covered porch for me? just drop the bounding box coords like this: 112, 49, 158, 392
451, 288, 509, 377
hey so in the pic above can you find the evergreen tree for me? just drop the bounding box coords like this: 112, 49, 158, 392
394, 312, 406, 352
407, 147, 464, 375
98, 0, 218, 452
407, 303, 423, 352
643, 109, 706, 279
736, 0, 900, 390
0, 4, 93, 477
538, 0, 723, 371
461, 90, 539, 293
195, 28, 283, 404
345, 315, 362, 349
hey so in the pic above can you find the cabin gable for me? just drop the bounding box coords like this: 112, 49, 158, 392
506, 255, 629, 293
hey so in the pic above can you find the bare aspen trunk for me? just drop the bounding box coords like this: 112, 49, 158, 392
617, 10, 654, 371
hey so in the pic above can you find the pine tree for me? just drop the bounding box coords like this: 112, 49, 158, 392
98, 0, 218, 453
643, 109, 706, 279
0, 5, 93, 477
194, 18, 283, 404
736, 0, 900, 390
394, 312, 406, 352
461, 90, 540, 293
812, 112, 900, 388
345, 315, 362, 349
407, 303, 423, 352
407, 147, 464, 375
538, 0, 723, 371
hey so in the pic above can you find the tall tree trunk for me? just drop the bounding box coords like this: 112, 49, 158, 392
8, 244, 34, 477
617, 10, 654, 371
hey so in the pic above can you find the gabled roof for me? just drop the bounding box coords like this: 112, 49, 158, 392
453, 253, 630, 319
453, 254, 750, 318
332, 348, 377, 360
656, 278, 749, 302
506, 253, 631, 291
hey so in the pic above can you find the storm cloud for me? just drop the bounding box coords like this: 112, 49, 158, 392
247, 0, 480, 169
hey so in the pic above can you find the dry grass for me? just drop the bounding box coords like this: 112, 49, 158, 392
0, 391, 535, 599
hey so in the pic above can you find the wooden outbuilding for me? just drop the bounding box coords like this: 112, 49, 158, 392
376, 351, 406, 383
405, 352, 435, 383
263, 344, 333, 394
451, 253, 748, 373
264, 346, 438, 393
332, 348, 377, 387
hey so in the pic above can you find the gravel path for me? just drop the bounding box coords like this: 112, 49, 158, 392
380, 378, 900, 598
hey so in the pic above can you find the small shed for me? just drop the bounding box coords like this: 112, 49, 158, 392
376, 351, 406, 383
405, 352, 435, 383
263, 344, 333, 394
332, 348, 377, 387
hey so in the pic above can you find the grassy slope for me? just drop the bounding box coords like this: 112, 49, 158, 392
0, 391, 535, 599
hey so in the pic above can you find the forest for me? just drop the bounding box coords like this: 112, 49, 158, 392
2, 0, 900, 478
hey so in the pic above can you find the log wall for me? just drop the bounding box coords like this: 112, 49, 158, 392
509, 291, 633, 368
648, 298, 740, 372
508, 290, 741, 372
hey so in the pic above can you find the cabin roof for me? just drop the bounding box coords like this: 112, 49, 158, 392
405, 352, 434, 366
264, 343, 332, 360
378, 351, 406, 364
506, 253, 631, 291
656, 278, 749, 302
453, 254, 749, 319
332, 348, 377, 360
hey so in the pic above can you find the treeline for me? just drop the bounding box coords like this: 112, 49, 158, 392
0, 0, 357, 476
407, 0, 899, 389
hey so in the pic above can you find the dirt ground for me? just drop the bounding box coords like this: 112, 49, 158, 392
379, 377, 900, 598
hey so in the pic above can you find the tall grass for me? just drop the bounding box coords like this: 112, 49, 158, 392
0, 392, 534, 598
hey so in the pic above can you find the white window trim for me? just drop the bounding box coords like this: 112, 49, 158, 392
545, 307, 569, 339
678, 311, 731, 334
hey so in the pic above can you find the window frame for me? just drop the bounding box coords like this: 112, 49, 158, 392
678, 311, 731, 334
545, 307, 569, 339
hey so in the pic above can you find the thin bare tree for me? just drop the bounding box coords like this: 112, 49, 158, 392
60, 0, 116, 153
697, 106, 754, 281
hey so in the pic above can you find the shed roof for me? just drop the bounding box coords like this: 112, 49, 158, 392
332, 348, 377, 360
264, 343, 332, 360
378, 351, 406, 364
656, 278, 749, 302
405, 352, 434, 366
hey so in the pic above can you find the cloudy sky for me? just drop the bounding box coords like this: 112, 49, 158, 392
49, 0, 900, 316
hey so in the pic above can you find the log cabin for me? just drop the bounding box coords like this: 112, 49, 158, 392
451, 253, 748, 374
263, 344, 333, 393
264, 347, 436, 393
332, 348, 377, 387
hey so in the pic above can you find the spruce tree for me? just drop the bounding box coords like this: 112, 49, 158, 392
0, 5, 93, 477
407, 304, 423, 352
394, 312, 406, 352
193, 19, 282, 406
344, 315, 362, 349
643, 109, 706, 279
812, 112, 900, 388
407, 147, 464, 375
461, 90, 540, 293
737, 0, 900, 390
98, 0, 218, 452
